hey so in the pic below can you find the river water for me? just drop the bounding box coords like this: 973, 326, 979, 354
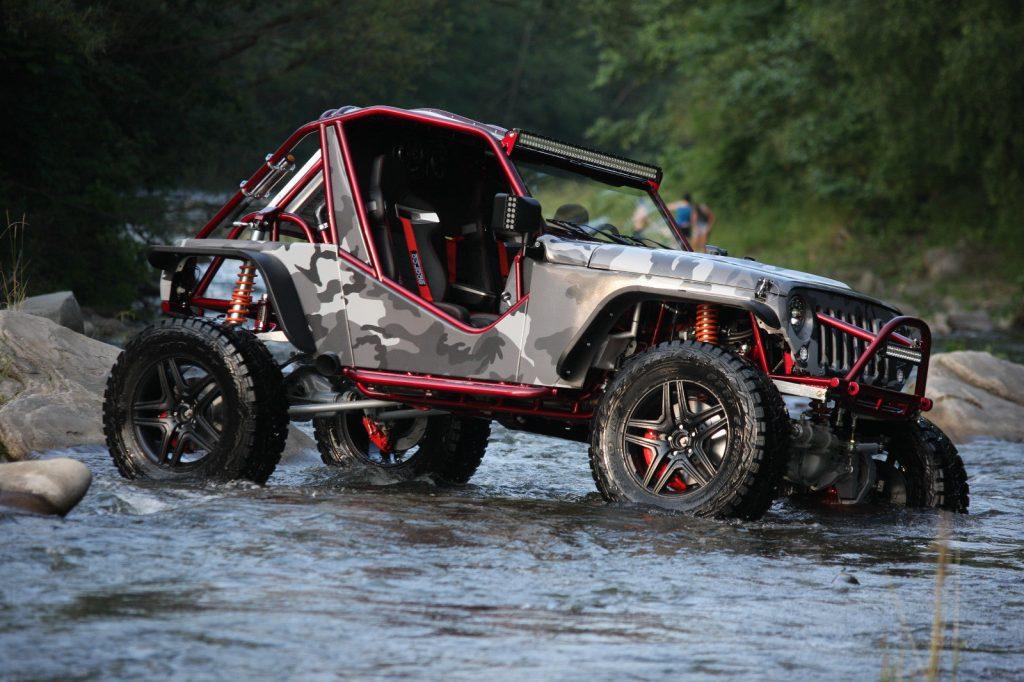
2, 430, 1022, 680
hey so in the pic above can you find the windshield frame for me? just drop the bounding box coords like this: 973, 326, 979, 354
508, 149, 691, 251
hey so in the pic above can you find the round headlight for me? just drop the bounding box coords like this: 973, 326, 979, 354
789, 296, 807, 331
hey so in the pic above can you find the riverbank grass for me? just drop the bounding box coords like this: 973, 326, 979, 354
1, 213, 29, 310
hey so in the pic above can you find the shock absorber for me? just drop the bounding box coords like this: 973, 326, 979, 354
225, 261, 257, 326
695, 303, 720, 345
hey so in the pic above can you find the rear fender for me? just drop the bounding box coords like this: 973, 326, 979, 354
148, 241, 327, 353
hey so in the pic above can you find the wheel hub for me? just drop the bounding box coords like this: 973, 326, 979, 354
176, 403, 196, 422
669, 429, 693, 450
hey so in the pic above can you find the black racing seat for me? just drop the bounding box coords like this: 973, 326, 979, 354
367, 154, 497, 328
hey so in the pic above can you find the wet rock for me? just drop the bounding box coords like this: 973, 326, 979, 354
19, 291, 85, 334
0, 458, 91, 515
0, 311, 120, 460
281, 425, 321, 465
926, 351, 1024, 443
946, 310, 995, 334
0, 310, 317, 463
831, 571, 860, 586
81, 307, 143, 347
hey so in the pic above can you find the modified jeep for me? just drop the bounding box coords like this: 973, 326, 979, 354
102, 105, 969, 519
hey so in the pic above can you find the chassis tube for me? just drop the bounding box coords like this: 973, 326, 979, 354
287, 399, 401, 417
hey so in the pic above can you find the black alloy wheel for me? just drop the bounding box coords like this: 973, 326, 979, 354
622, 379, 730, 496
129, 356, 225, 470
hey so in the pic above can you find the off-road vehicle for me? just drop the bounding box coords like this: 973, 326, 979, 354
102, 105, 968, 519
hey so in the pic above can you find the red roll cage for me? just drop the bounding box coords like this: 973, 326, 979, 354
173, 105, 930, 422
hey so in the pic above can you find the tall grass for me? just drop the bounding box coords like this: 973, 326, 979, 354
882, 513, 961, 681
1, 213, 29, 309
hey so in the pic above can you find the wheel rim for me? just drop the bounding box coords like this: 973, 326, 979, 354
129, 356, 225, 469
621, 379, 730, 496
334, 411, 429, 468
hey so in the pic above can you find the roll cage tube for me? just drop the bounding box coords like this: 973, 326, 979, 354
181, 103, 540, 331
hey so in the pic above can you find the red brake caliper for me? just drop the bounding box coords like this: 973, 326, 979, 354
362, 416, 393, 454
641, 429, 687, 492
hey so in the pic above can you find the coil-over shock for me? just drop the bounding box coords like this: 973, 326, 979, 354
695, 303, 720, 345
225, 261, 257, 326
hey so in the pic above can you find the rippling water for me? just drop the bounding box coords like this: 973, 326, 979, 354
2, 430, 1022, 680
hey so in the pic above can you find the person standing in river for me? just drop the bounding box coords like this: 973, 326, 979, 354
691, 200, 716, 253
666, 193, 694, 241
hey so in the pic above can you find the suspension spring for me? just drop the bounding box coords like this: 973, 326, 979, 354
695, 303, 720, 345
225, 261, 257, 326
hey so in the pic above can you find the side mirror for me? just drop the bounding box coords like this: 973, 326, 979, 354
492, 193, 542, 241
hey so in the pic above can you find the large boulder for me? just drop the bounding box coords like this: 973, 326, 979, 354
0, 457, 92, 515
18, 291, 85, 334
0, 311, 120, 459
926, 351, 1024, 443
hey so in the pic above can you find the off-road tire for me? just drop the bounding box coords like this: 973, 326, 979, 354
589, 341, 790, 520
314, 413, 491, 484
873, 417, 969, 512
103, 318, 288, 484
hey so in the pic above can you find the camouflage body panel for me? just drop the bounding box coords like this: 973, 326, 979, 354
341, 261, 528, 381
518, 254, 787, 387
538, 236, 600, 267
323, 127, 370, 264
582, 239, 852, 296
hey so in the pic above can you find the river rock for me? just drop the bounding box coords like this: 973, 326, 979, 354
0, 311, 120, 460
946, 310, 995, 334
282, 425, 321, 465
81, 307, 141, 347
926, 351, 1024, 443
0, 458, 92, 515
18, 291, 85, 334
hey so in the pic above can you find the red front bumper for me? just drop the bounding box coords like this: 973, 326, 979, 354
772, 315, 933, 420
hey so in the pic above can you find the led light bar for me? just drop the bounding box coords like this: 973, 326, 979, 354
884, 342, 923, 364
514, 130, 662, 184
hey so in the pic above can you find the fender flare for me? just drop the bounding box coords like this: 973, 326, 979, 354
557, 289, 781, 383
148, 244, 317, 353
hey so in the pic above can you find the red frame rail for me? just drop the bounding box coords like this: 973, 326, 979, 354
344, 368, 594, 421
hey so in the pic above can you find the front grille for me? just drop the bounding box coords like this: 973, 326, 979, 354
812, 300, 914, 389
806, 286, 921, 391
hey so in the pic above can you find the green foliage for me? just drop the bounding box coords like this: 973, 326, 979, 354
577, 0, 1024, 320
1, 0, 604, 306
3, 0, 1021, 311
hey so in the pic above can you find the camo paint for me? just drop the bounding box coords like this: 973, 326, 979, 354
324, 128, 369, 263
341, 261, 529, 381
171, 234, 896, 389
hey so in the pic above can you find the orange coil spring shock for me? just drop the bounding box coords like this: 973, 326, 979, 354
225, 261, 257, 326
695, 303, 720, 345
